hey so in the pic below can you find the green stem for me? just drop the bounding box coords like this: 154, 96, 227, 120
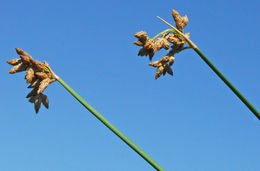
194, 48, 260, 120
152, 28, 177, 40
56, 78, 165, 171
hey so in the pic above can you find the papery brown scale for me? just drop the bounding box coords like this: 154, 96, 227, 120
168, 56, 175, 66
6, 59, 21, 65
28, 78, 40, 88
148, 52, 155, 61
37, 78, 51, 94
181, 16, 189, 28
49, 79, 56, 84
25, 67, 35, 84
143, 40, 154, 50
185, 32, 190, 39
155, 66, 164, 80
8, 62, 28, 74
19, 55, 32, 64
15, 48, 32, 64
149, 61, 161, 67
154, 38, 170, 50
138, 48, 148, 56
34, 95, 42, 114
134, 31, 148, 39
26, 87, 38, 98
133, 41, 143, 46
166, 34, 181, 45
160, 56, 170, 63
41, 94, 49, 109
35, 72, 49, 79
28, 96, 36, 103
165, 65, 173, 76
31, 60, 46, 71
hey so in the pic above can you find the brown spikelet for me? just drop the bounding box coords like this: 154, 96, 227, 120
172, 9, 183, 31
134, 31, 148, 39
185, 32, 190, 39
149, 61, 161, 67
154, 38, 170, 50
133, 41, 144, 46
41, 94, 49, 109
25, 67, 35, 83
37, 78, 51, 94
15, 48, 32, 64
35, 72, 49, 79
155, 66, 164, 80
166, 34, 181, 45
165, 65, 173, 75
34, 96, 42, 114
6, 59, 21, 65
31, 60, 46, 71
8, 62, 28, 74
168, 56, 175, 66
26, 87, 38, 98
182, 16, 188, 28
28, 96, 36, 103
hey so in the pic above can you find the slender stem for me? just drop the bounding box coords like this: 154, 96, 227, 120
194, 48, 260, 120
56, 77, 165, 171
157, 16, 260, 120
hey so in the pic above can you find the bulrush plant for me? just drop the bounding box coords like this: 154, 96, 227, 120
6, 9, 260, 171
7, 48, 166, 170
134, 9, 260, 120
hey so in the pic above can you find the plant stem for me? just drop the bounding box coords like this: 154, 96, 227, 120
194, 48, 260, 120
56, 77, 165, 171
157, 16, 260, 120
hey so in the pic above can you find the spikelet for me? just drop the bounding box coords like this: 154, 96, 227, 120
6, 59, 21, 65
8, 62, 28, 74
41, 94, 49, 109
37, 78, 51, 94
25, 67, 35, 83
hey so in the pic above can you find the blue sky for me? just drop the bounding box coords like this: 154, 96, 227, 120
1, 0, 260, 170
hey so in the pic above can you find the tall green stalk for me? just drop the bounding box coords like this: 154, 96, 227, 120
157, 17, 260, 120
56, 78, 165, 171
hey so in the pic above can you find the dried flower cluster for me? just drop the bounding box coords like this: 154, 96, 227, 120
133, 9, 191, 79
7, 48, 56, 113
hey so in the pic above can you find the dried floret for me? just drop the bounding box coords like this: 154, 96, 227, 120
41, 94, 49, 109
37, 78, 51, 94
28, 93, 49, 113
25, 67, 35, 83
8, 62, 28, 74
6, 59, 21, 65
172, 9, 188, 31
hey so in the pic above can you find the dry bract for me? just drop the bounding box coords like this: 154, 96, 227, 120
7, 48, 56, 114
133, 9, 191, 79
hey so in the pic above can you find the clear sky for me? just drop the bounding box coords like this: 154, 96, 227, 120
1, 0, 260, 170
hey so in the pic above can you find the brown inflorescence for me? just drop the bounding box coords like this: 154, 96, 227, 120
7, 48, 56, 114
133, 9, 191, 79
